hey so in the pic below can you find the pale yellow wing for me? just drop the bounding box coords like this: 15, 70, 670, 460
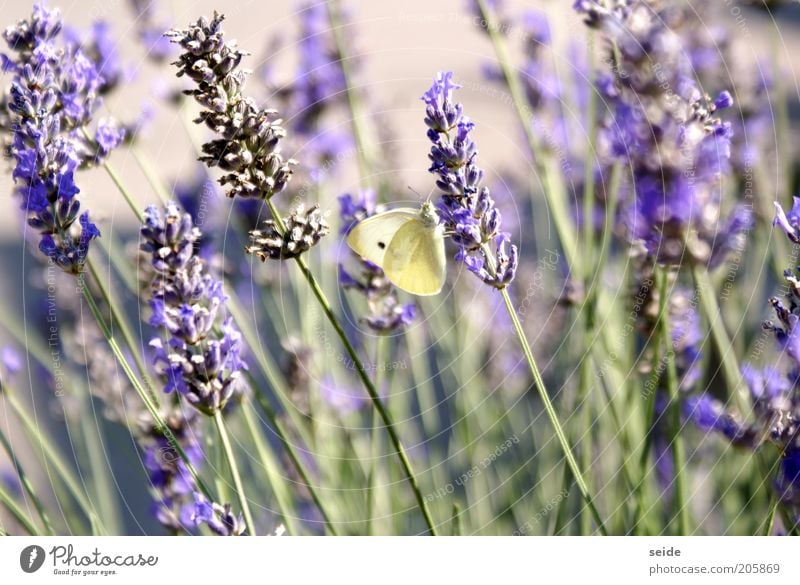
346, 209, 418, 266
382, 220, 446, 296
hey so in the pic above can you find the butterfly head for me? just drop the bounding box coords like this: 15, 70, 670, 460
418, 201, 440, 228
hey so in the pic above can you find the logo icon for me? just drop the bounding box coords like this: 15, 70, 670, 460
20, 545, 45, 573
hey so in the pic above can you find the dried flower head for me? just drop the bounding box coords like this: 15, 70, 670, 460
246, 204, 330, 261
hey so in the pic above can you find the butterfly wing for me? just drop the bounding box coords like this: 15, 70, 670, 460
346, 209, 419, 266
383, 219, 446, 296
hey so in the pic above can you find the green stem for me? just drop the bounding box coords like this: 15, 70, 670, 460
475, 0, 579, 274
247, 375, 339, 535
86, 256, 158, 407
4, 391, 102, 533
79, 282, 212, 500
450, 503, 462, 536
0, 482, 38, 535
500, 288, 607, 535
131, 146, 171, 205
325, 0, 374, 183
691, 266, 749, 417
656, 268, 690, 535
761, 496, 778, 536
226, 296, 316, 450
73, 389, 120, 534
238, 403, 299, 536
213, 409, 257, 535
0, 424, 54, 534
264, 199, 437, 535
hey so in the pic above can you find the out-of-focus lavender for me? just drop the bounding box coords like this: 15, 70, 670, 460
575, 0, 750, 268
127, 0, 175, 62
684, 210, 800, 524
191, 492, 245, 536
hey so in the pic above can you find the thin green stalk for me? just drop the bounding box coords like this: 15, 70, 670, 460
500, 288, 608, 535
264, 199, 438, 535
450, 503, 462, 536
239, 403, 300, 535
0, 424, 53, 534
246, 374, 339, 535
577, 357, 593, 535
226, 296, 316, 450
691, 266, 749, 417
364, 335, 386, 534
0, 482, 38, 535
87, 254, 150, 387
73, 388, 120, 534
761, 496, 778, 536
83, 129, 144, 223
656, 269, 690, 535
581, 31, 598, 269
131, 145, 171, 205
213, 410, 257, 535
325, 0, 375, 182
475, 0, 578, 273
4, 391, 102, 532
79, 282, 212, 500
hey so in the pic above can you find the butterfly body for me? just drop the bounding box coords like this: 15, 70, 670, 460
346, 202, 446, 296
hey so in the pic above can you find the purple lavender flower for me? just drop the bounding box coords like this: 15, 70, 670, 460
127, 0, 175, 62
141, 202, 246, 415
142, 413, 204, 533
3, 4, 127, 273
191, 491, 246, 536
1, 347, 22, 375
339, 191, 416, 333
774, 198, 800, 244
79, 21, 125, 94
575, 0, 750, 268
421, 71, 518, 289
687, 234, 800, 517
291, 2, 347, 135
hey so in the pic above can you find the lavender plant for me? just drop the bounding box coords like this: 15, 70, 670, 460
140, 201, 253, 533
1, 0, 798, 540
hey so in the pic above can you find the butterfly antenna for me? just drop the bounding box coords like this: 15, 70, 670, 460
407, 185, 436, 204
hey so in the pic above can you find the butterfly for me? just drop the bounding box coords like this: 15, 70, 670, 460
346, 201, 446, 296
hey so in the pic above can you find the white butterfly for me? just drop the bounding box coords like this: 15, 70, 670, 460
346, 201, 446, 296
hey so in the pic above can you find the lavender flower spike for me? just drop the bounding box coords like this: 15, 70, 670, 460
167, 13, 295, 200
141, 202, 246, 415
3, 3, 120, 273
421, 71, 518, 289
